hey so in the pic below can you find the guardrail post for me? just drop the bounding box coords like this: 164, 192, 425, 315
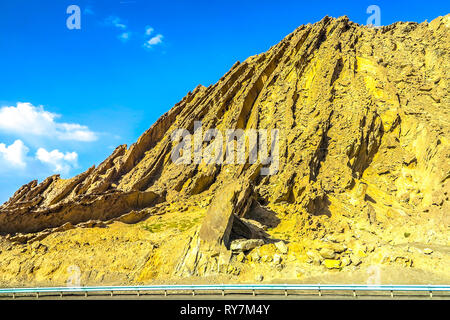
222, 290, 225, 296
390, 290, 394, 298
36, 292, 39, 299
85, 291, 88, 298
12, 293, 15, 299
110, 291, 114, 297
429, 290, 433, 298
285, 289, 288, 297
353, 290, 356, 298
137, 290, 140, 297
60, 292, 63, 298
252, 289, 256, 296
192, 290, 195, 296
164, 290, 167, 296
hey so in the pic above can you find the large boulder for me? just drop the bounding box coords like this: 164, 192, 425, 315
198, 180, 255, 248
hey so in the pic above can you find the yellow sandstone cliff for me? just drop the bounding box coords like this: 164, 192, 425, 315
0, 15, 449, 286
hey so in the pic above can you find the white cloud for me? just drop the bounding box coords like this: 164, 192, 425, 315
105, 16, 127, 29
0, 139, 80, 175
0, 102, 97, 142
36, 148, 78, 174
144, 34, 163, 48
0, 140, 29, 168
145, 26, 154, 36
118, 32, 131, 42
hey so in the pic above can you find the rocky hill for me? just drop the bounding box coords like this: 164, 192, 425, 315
0, 15, 449, 286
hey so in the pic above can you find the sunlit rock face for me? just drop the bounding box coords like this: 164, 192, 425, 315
0, 15, 449, 286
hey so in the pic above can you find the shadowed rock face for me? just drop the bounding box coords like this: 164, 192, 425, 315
1, 15, 449, 267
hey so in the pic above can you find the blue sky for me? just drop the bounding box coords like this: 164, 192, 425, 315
0, 0, 448, 203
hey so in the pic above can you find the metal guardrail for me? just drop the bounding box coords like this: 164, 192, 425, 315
1, 284, 449, 298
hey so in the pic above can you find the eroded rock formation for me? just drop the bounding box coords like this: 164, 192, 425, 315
0, 15, 449, 285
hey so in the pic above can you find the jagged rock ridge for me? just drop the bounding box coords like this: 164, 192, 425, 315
0, 15, 449, 282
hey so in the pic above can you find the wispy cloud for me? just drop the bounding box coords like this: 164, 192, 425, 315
0, 102, 97, 142
118, 32, 131, 42
102, 17, 164, 49
103, 15, 134, 44
143, 33, 163, 49
104, 15, 127, 29
145, 26, 154, 36
84, 6, 94, 15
